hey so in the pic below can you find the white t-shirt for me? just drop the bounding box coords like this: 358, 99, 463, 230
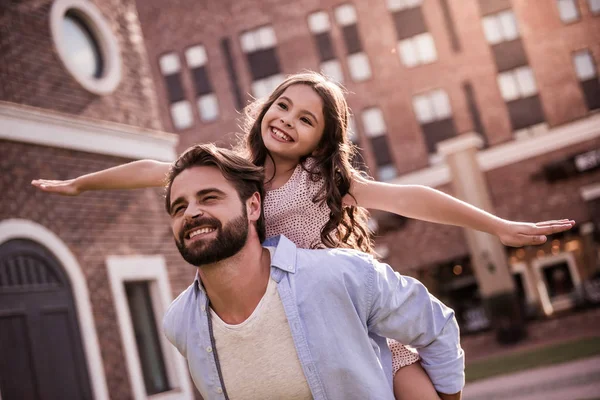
210, 249, 312, 399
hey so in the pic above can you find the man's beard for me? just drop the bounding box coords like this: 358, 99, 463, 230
175, 209, 249, 267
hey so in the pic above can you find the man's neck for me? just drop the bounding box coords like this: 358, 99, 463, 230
197, 240, 271, 325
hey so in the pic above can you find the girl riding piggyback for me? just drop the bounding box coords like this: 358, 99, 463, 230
33, 72, 574, 400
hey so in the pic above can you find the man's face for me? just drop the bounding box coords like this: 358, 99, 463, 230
168, 166, 250, 267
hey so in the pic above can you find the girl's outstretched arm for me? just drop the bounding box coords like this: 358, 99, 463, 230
31, 159, 170, 196
348, 176, 575, 247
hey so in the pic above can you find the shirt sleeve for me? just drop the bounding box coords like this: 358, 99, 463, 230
366, 258, 465, 395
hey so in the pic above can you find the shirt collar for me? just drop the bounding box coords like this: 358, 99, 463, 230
193, 235, 298, 292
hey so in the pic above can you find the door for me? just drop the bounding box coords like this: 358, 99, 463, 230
0, 239, 93, 400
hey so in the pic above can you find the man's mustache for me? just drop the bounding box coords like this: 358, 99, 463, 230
179, 217, 222, 242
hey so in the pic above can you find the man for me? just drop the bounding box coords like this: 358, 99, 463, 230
163, 144, 464, 400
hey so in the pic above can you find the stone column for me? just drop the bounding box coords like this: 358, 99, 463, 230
438, 133, 526, 343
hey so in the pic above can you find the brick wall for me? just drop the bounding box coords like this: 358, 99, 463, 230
0, 140, 195, 399
0, 0, 162, 131
136, 0, 599, 172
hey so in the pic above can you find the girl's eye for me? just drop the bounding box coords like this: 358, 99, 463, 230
301, 117, 313, 126
277, 102, 288, 110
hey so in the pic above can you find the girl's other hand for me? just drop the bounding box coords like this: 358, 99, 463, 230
31, 179, 81, 196
498, 219, 575, 247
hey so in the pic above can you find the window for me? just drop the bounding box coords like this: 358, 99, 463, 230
573, 50, 600, 111
481, 10, 519, 45
308, 11, 344, 83
240, 26, 284, 98
334, 4, 372, 81
159, 53, 193, 130
589, 0, 600, 14
107, 255, 193, 400
413, 89, 452, 124
50, 0, 122, 94
387, 0, 422, 12
398, 33, 437, 67
387, 0, 437, 67
557, 0, 580, 23
497, 66, 538, 101
126, 282, 171, 395
361, 108, 397, 180
62, 12, 103, 78
184, 45, 219, 122
497, 66, 546, 133
412, 89, 457, 154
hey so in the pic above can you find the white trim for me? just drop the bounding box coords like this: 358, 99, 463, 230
531, 252, 581, 313
0, 219, 109, 400
437, 132, 484, 155
510, 262, 538, 305
106, 255, 194, 400
50, 0, 122, 95
389, 114, 600, 186
581, 183, 600, 201
0, 102, 178, 161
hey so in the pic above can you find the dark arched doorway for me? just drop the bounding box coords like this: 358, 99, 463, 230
0, 239, 93, 400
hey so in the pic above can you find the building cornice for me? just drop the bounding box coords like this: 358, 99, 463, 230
390, 114, 600, 187
0, 102, 178, 161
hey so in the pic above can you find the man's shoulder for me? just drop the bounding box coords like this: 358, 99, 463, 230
163, 282, 197, 340
295, 247, 378, 277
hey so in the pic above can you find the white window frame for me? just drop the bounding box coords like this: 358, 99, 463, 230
387, 0, 423, 12
557, 0, 580, 23
497, 66, 538, 101
412, 89, 453, 124
588, 0, 600, 14
573, 49, 598, 81
50, 0, 122, 95
481, 10, 520, 45
308, 10, 331, 34
531, 252, 581, 314
241, 26, 282, 98
184, 45, 220, 122
397, 32, 437, 67
361, 107, 397, 180
106, 255, 194, 400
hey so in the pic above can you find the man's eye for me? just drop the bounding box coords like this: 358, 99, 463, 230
204, 196, 218, 202
173, 206, 184, 215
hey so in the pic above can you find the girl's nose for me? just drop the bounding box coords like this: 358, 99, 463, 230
280, 118, 292, 127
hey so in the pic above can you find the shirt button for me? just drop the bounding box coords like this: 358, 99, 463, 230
216, 387, 223, 394
206, 346, 213, 353
201, 305, 206, 312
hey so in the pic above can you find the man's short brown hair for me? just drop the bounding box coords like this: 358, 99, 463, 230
165, 144, 266, 242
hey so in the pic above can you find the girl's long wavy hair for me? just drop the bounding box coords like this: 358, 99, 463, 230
236, 72, 375, 254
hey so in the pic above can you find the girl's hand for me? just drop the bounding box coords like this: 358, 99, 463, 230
497, 219, 575, 247
31, 179, 82, 196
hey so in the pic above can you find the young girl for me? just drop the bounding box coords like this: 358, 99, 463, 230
32, 72, 574, 399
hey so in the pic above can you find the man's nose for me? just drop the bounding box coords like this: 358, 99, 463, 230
184, 203, 204, 219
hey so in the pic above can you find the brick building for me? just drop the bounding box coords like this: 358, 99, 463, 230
0, 0, 195, 398
135, 0, 600, 332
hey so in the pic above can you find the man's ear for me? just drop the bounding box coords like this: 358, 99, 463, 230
246, 192, 262, 223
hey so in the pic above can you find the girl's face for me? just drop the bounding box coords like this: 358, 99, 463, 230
260, 84, 325, 162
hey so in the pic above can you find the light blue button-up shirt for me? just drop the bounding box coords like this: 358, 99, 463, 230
163, 235, 465, 399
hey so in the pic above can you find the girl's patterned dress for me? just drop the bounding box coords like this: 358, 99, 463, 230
263, 159, 420, 374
